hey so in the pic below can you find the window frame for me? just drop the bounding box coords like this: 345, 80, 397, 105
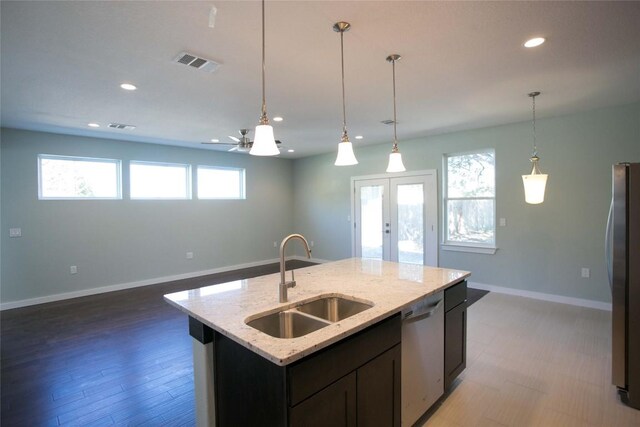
196, 165, 246, 200
129, 160, 192, 200
442, 148, 497, 254
37, 154, 122, 200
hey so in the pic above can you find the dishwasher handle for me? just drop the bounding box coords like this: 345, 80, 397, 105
403, 299, 443, 324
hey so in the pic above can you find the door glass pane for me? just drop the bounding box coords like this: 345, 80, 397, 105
360, 185, 384, 259
397, 184, 424, 264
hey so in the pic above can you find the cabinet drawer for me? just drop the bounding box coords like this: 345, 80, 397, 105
288, 313, 401, 406
445, 280, 467, 312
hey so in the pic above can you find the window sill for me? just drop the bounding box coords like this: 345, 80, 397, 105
441, 244, 497, 255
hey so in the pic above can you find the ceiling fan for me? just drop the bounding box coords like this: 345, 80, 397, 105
202, 129, 283, 153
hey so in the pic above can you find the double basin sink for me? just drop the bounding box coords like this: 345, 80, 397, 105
246, 295, 374, 339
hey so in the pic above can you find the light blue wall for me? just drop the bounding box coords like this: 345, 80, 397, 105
1, 128, 294, 304
2, 103, 638, 306
292, 102, 640, 303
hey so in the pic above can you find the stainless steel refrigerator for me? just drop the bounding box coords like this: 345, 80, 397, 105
607, 162, 640, 409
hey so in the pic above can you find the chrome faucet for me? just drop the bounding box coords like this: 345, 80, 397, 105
279, 234, 312, 303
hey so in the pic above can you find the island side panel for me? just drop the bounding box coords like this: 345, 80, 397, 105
214, 331, 288, 427
189, 317, 216, 427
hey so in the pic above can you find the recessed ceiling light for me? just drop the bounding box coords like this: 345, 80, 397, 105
355, 135, 364, 140
273, 116, 284, 122
287, 149, 295, 153
120, 83, 137, 91
524, 37, 545, 48
210, 138, 219, 143
87, 123, 100, 128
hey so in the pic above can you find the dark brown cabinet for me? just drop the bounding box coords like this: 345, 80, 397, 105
290, 344, 401, 427
356, 345, 401, 427
289, 372, 357, 427
209, 313, 402, 427
444, 280, 467, 390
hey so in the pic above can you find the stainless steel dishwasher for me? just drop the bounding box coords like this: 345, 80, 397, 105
401, 291, 445, 426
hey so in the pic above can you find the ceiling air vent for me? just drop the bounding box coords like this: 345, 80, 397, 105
381, 119, 396, 125
108, 123, 136, 130
173, 51, 221, 73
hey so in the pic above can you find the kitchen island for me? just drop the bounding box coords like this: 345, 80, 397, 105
165, 258, 470, 426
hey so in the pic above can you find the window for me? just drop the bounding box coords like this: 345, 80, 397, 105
130, 161, 191, 199
197, 166, 245, 199
38, 154, 121, 199
443, 149, 496, 252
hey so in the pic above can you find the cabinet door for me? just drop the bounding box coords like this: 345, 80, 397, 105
289, 372, 356, 427
444, 302, 467, 390
356, 345, 401, 427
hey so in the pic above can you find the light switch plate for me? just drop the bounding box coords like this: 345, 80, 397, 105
581, 267, 590, 278
186, 252, 194, 260
499, 218, 506, 227
9, 228, 22, 238
70, 266, 77, 274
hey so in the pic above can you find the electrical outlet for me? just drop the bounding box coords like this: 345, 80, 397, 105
186, 252, 194, 260
581, 267, 590, 278
273, 241, 278, 248
70, 266, 77, 274
310, 241, 315, 247
347, 215, 351, 222
9, 228, 22, 238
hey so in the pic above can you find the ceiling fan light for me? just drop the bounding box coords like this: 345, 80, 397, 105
386, 151, 406, 173
250, 124, 279, 156
335, 141, 358, 166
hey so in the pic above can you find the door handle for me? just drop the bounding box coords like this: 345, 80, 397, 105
605, 198, 614, 290
403, 299, 443, 323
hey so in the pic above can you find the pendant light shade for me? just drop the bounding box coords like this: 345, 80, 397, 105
250, 0, 279, 156
252, 124, 279, 156
336, 139, 358, 165
333, 22, 358, 166
522, 163, 548, 204
522, 91, 548, 204
387, 150, 406, 173
386, 54, 406, 173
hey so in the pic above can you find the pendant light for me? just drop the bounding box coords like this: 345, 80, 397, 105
386, 54, 406, 173
522, 91, 548, 204
250, 0, 279, 156
333, 22, 358, 166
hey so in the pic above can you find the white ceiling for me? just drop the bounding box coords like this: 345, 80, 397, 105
2, 1, 639, 159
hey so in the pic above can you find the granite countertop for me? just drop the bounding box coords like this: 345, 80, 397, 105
164, 258, 470, 366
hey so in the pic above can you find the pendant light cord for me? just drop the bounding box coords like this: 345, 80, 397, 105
260, 0, 267, 123
531, 92, 537, 156
391, 58, 398, 151
340, 30, 348, 138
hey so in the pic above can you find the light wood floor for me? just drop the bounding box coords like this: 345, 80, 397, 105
423, 292, 640, 427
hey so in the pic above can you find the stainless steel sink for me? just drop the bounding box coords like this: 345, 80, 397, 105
296, 297, 373, 322
246, 310, 330, 339
246, 295, 374, 339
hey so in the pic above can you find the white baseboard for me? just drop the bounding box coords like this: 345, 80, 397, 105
0, 258, 280, 311
469, 281, 612, 311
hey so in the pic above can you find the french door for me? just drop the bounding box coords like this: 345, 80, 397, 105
353, 171, 438, 266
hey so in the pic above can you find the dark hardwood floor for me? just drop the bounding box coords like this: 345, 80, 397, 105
1, 260, 315, 426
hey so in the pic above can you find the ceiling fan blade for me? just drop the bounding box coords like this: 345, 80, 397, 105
228, 146, 239, 152
201, 141, 238, 146
228, 135, 241, 142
